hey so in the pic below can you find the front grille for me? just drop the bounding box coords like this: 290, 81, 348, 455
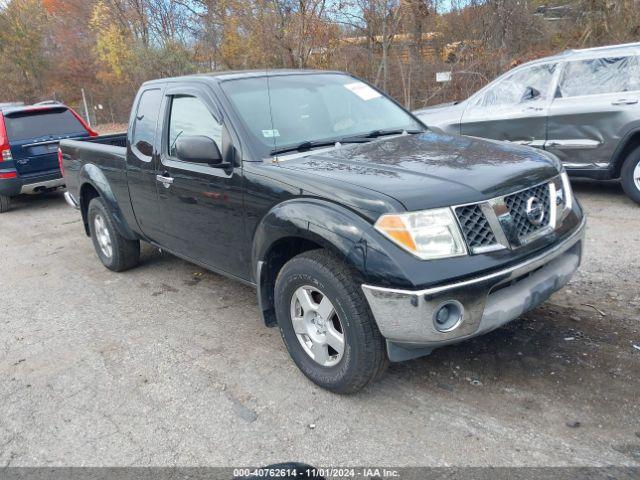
504, 183, 551, 240
455, 204, 497, 250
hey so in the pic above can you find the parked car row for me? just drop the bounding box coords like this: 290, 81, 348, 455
414, 41, 640, 204
0, 102, 97, 212
58, 70, 585, 393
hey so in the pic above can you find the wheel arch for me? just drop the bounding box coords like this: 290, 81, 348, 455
79, 183, 100, 236
253, 199, 376, 327
611, 129, 640, 178
78, 164, 138, 240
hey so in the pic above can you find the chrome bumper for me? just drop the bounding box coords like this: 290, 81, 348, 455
20, 177, 65, 194
362, 217, 586, 355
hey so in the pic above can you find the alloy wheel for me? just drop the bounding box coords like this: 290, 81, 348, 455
93, 214, 113, 259
290, 285, 345, 367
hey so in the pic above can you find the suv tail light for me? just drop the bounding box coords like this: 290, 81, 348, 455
58, 147, 65, 176
0, 112, 12, 162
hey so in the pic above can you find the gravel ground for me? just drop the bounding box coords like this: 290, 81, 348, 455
0, 179, 638, 467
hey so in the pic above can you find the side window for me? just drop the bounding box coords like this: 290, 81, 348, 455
168, 96, 222, 158
132, 89, 162, 158
558, 56, 639, 97
475, 64, 556, 109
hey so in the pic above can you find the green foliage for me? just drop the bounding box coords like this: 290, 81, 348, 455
131, 40, 198, 80
0, 0, 49, 101
1, 0, 639, 118
90, 0, 134, 81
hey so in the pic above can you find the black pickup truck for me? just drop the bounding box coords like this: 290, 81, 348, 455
60, 70, 586, 393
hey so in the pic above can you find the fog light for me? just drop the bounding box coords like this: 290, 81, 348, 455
436, 306, 450, 324
433, 301, 464, 332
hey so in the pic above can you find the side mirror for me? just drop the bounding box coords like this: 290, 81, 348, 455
175, 135, 222, 165
522, 86, 541, 102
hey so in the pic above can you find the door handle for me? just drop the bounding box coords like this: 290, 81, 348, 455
156, 173, 174, 188
611, 99, 638, 105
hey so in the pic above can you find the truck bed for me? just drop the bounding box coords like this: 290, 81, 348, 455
59, 133, 129, 214
60, 133, 127, 160
82, 133, 127, 148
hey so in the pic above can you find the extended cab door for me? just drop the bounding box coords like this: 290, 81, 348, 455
546, 55, 640, 172
154, 85, 246, 277
127, 86, 165, 241
460, 63, 557, 148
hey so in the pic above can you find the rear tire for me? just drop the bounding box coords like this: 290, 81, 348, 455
621, 146, 640, 205
274, 249, 388, 394
0, 195, 10, 213
87, 197, 140, 271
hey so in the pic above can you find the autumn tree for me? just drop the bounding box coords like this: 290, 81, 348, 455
2, 0, 640, 121
0, 0, 49, 102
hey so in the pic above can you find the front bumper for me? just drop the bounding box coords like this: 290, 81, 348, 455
362, 217, 586, 361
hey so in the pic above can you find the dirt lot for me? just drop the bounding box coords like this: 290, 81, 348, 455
0, 179, 638, 467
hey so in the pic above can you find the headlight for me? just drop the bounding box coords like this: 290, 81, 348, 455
560, 171, 573, 211
374, 208, 467, 260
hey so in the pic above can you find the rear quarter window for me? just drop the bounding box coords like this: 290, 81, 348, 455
132, 89, 162, 158
559, 56, 640, 97
4, 109, 87, 141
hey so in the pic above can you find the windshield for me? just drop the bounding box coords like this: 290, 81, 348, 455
221, 73, 423, 157
4, 108, 86, 141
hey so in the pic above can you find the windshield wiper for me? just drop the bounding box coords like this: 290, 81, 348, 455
270, 128, 425, 156
271, 140, 339, 156
270, 137, 372, 156
340, 128, 424, 142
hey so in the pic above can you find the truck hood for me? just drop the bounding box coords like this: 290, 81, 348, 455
275, 131, 561, 211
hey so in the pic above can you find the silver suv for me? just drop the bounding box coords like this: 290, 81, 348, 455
415, 42, 640, 204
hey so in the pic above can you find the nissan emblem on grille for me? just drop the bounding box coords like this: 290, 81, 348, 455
525, 196, 545, 226
504, 183, 551, 241
453, 179, 559, 253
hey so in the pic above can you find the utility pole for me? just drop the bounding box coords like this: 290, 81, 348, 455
81, 88, 91, 127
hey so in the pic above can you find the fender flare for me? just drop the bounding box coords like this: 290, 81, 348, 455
252, 199, 372, 275
78, 164, 138, 240
252, 198, 407, 326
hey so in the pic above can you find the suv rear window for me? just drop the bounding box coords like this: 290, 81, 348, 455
4, 108, 86, 142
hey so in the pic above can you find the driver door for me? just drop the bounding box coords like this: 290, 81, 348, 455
154, 85, 246, 277
460, 63, 557, 148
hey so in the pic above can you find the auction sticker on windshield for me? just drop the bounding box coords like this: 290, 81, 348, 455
262, 129, 281, 138
345, 82, 382, 101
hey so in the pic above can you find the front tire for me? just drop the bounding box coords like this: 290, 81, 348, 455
0, 195, 10, 213
621, 146, 640, 205
87, 197, 140, 271
274, 249, 388, 394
